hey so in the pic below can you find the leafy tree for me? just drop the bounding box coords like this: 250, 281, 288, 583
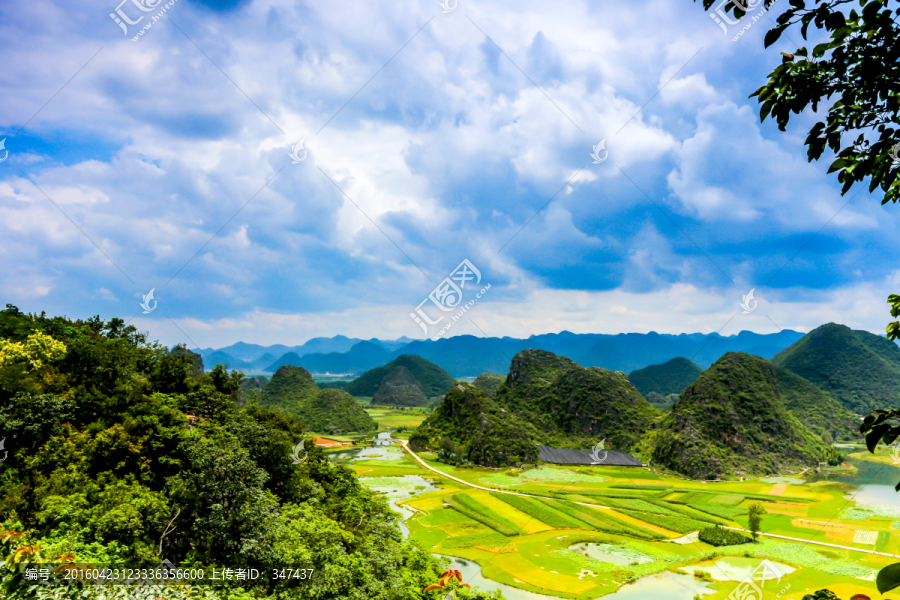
0, 307, 453, 599
694, 0, 900, 336
747, 502, 767, 541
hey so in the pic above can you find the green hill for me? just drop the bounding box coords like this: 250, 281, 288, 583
628, 357, 702, 396
411, 382, 538, 467
294, 388, 376, 434
774, 366, 859, 443
652, 352, 839, 479
472, 372, 504, 397
496, 349, 659, 452
371, 366, 428, 406
258, 365, 319, 415
771, 323, 900, 414
345, 354, 456, 397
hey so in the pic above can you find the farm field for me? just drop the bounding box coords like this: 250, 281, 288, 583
364, 407, 429, 432
343, 447, 900, 599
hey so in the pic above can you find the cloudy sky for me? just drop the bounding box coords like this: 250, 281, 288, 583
1, 0, 895, 348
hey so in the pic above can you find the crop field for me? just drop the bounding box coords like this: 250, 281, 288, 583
339, 449, 900, 599
363, 407, 429, 430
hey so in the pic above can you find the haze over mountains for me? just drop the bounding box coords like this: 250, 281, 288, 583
196, 329, 805, 377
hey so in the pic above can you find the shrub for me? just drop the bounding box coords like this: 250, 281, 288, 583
698, 525, 752, 547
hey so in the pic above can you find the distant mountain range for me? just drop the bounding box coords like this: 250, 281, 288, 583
192, 329, 807, 377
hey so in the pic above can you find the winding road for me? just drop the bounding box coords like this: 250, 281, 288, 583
399, 441, 900, 560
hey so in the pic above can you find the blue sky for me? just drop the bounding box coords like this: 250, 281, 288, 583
1, 0, 896, 348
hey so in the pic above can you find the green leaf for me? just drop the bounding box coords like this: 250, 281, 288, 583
764, 25, 786, 48
884, 426, 900, 446
877, 562, 900, 593
866, 424, 891, 453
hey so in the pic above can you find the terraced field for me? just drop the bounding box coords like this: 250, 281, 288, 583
342, 446, 900, 599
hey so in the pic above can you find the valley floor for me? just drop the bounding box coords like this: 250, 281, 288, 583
335, 443, 900, 600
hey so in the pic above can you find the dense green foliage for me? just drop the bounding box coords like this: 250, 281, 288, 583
443, 495, 524, 536
747, 502, 767, 541
652, 353, 840, 479
774, 365, 859, 442
0, 306, 447, 600
317, 380, 349, 390
698, 526, 751, 547
413, 383, 538, 467
258, 365, 319, 414
372, 366, 429, 407
292, 389, 377, 435
628, 357, 702, 397
471, 373, 504, 398
772, 323, 900, 414
496, 350, 660, 451
345, 355, 457, 398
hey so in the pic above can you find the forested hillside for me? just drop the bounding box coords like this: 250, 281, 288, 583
0, 306, 450, 600
772, 323, 900, 414
652, 353, 841, 479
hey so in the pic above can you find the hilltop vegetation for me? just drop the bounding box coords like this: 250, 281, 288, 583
293, 388, 377, 434
652, 352, 840, 479
497, 349, 660, 451
472, 372, 504, 397
411, 382, 538, 467
772, 323, 900, 414
774, 366, 859, 443
345, 354, 456, 398
372, 365, 429, 406
259, 365, 319, 414
412, 350, 659, 466
628, 357, 702, 396
0, 306, 445, 600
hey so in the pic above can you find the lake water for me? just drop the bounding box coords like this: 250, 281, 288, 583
357, 474, 438, 538
441, 557, 714, 600
837, 459, 900, 507
567, 543, 654, 566
679, 557, 795, 582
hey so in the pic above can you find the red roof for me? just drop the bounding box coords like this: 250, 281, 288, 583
313, 438, 344, 447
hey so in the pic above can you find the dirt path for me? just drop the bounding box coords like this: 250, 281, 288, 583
400, 441, 900, 559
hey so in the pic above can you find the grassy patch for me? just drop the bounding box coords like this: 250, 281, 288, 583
550, 502, 663, 540
490, 493, 589, 530
438, 532, 512, 549
444, 494, 525, 536
619, 510, 708, 534
687, 504, 748, 520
